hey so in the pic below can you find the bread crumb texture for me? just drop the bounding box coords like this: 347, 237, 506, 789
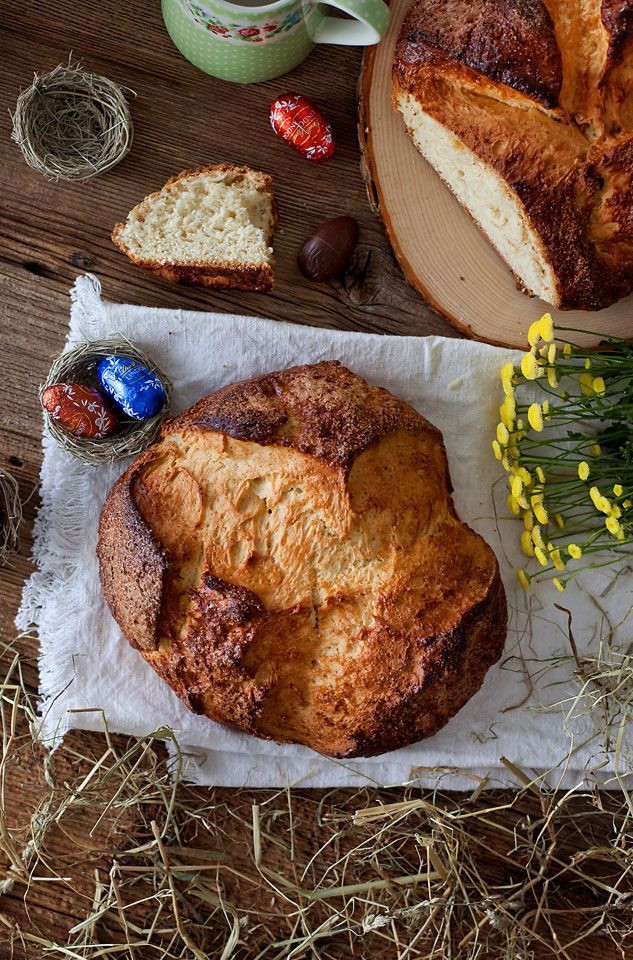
112, 164, 275, 291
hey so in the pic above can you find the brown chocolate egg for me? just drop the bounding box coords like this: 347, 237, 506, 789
297, 216, 359, 282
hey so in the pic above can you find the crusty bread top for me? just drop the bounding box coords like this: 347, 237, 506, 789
393, 0, 633, 310
112, 164, 276, 292
98, 362, 506, 758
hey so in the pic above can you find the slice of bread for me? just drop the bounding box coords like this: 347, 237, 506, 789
112, 164, 276, 292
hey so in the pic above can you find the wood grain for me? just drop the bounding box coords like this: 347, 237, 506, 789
359, 0, 633, 349
0, 2, 624, 957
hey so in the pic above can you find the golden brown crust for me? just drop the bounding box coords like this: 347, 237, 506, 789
393, 0, 633, 310
98, 362, 507, 758
111, 164, 276, 293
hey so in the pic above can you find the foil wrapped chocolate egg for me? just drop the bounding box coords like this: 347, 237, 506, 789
41, 383, 116, 438
269, 92, 335, 162
96, 356, 166, 421
298, 216, 359, 282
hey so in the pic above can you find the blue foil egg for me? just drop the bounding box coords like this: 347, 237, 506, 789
96, 355, 166, 421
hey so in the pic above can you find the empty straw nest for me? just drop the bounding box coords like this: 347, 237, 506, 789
40, 337, 172, 465
11, 61, 133, 181
0, 467, 21, 565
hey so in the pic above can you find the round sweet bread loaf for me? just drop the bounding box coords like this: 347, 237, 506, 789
97, 362, 507, 757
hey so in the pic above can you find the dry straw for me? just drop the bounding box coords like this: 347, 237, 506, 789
0, 620, 632, 957
11, 61, 133, 182
0, 467, 21, 565
40, 336, 172, 465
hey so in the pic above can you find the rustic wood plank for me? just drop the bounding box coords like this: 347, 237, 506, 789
0, 2, 624, 958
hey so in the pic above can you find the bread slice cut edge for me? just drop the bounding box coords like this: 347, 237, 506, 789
395, 93, 561, 307
112, 164, 277, 293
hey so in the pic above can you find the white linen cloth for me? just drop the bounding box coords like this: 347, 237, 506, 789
17, 274, 632, 789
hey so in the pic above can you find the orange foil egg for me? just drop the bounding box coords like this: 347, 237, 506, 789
269, 92, 335, 162
41, 383, 116, 438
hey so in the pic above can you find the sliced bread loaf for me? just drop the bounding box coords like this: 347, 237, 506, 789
112, 164, 276, 292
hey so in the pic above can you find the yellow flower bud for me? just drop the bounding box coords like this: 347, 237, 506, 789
547, 367, 559, 389
497, 422, 510, 445
520, 530, 535, 557
511, 475, 523, 498
528, 320, 541, 347
532, 525, 545, 550
528, 403, 544, 432
606, 516, 620, 535
539, 312, 554, 342
611, 505, 622, 519
580, 372, 594, 395
516, 418, 524, 431
542, 399, 550, 417
523, 510, 534, 531
551, 548, 566, 571
568, 543, 582, 559
584, 358, 591, 370
517, 569, 530, 591
590, 443, 601, 456
555, 514, 565, 529
547, 343, 557, 364
535, 546, 548, 566
521, 350, 539, 380
613, 484, 623, 497
507, 493, 521, 517
500, 360, 515, 395
592, 376, 606, 395
578, 461, 590, 481
563, 343, 572, 358
536, 466, 546, 484
534, 501, 548, 525
517, 466, 532, 485
624, 499, 632, 509
552, 577, 565, 593
492, 439, 503, 460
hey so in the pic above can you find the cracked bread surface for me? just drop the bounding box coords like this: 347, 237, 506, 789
97, 362, 507, 758
393, 0, 633, 310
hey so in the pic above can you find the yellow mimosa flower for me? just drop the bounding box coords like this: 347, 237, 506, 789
517, 569, 530, 591
523, 510, 534, 531
521, 350, 539, 380
547, 343, 556, 364
555, 514, 565, 529
568, 543, 582, 559
547, 367, 559, 389
552, 578, 565, 593
528, 403, 544, 432
563, 342, 572, 358
551, 548, 566, 571
578, 461, 590, 481
536, 466, 546, 484
613, 484, 623, 497
539, 312, 554, 341
606, 516, 620, 535
497, 422, 510, 445
592, 376, 606, 395
590, 443, 601, 456
532, 525, 545, 550
535, 546, 548, 566
500, 360, 515, 395
521, 530, 535, 557
507, 493, 521, 517
528, 320, 541, 347
492, 439, 503, 460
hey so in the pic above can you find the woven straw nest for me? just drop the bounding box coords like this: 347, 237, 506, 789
11, 61, 134, 182
0, 467, 22, 565
40, 337, 172, 465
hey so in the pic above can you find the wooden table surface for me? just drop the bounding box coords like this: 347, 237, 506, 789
0, 3, 628, 958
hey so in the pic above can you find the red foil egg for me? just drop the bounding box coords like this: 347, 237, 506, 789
41, 383, 117, 439
269, 92, 335, 162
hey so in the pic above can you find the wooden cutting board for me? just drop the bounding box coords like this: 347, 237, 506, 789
358, 0, 633, 349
